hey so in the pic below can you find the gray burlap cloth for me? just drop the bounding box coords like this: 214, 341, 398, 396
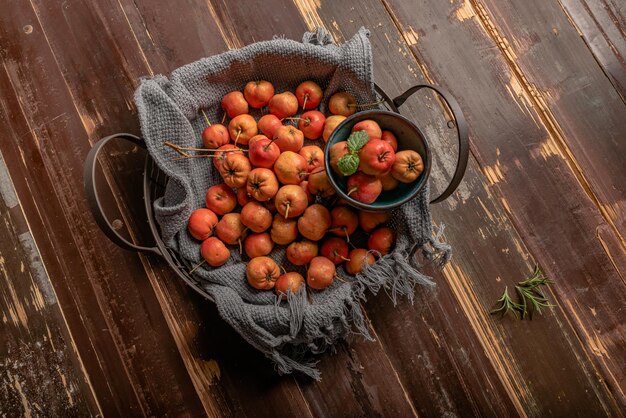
134, 28, 451, 380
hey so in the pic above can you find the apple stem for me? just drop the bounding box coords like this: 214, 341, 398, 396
234, 128, 242, 147
173, 155, 220, 161
238, 238, 242, 255
348, 240, 358, 250
201, 109, 212, 127
189, 259, 206, 274
284, 202, 290, 219
221, 113, 226, 124
340, 255, 351, 262
263, 138, 277, 152
280, 266, 288, 275
347, 100, 385, 108
302, 94, 308, 110
334, 275, 347, 283
165, 141, 242, 153
347, 187, 358, 196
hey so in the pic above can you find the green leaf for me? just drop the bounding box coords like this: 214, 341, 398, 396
347, 131, 369, 153
337, 154, 360, 176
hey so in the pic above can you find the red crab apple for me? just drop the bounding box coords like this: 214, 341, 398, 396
205, 183, 237, 215
187, 208, 218, 240
381, 130, 398, 151
221, 91, 248, 118
244, 80, 274, 108
307, 170, 336, 199
346, 248, 375, 275
298, 110, 325, 140
202, 123, 230, 149
329, 206, 358, 239
275, 272, 305, 296
358, 211, 390, 232
368, 227, 396, 256
346, 172, 382, 204
295, 80, 323, 110
378, 171, 399, 191
307, 256, 336, 290
249, 138, 280, 169
215, 213, 247, 245
274, 185, 308, 219
352, 119, 382, 140
358, 139, 396, 176
270, 214, 298, 245
228, 114, 258, 146
219, 153, 251, 188
273, 151, 308, 184
246, 168, 278, 202
213, 144, 242, 171
268, 92, 298, 119
200, 237, 230, 267
237, 187, 254, 206
297, 204, 331, 242
320, 237, 350, 265
323, 115, 346, 143
391, 150, 425, 183
244, 232, 274, 258
329, 141, 350, 175
299, 145, 324, 173
328, 92, 356, 117
273, 125, 304, 153
257, 114, 282, 138
286, 240, 318, 266
241, 201, 272, 233
246, 256, 280, 290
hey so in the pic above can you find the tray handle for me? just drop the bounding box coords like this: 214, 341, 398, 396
393, 84, 470, 204
83, 133, 161, 256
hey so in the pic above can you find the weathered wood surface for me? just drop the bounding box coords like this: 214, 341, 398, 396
559, 0, 626, 101
1, 0, 625, 416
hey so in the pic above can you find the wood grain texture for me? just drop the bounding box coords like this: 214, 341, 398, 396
558, 0, 626, 100
0, 2, 207, 415
382, 0, 626, 410
472, 0, 626, 265
0, 151, 99, 416
1, 0, 625, 415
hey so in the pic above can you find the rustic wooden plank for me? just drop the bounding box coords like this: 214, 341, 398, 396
381, 0, 626, 409
0, 151, 99, 416
288, 2, 626, 416
472, 0, 626, 268
0, 3, 208, 415
559, 0, 626, 100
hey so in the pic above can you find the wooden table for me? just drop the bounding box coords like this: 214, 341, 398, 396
1, 0, 625, 416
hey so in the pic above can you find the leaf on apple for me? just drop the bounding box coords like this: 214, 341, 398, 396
338, 154, 360, 176
347, 131, 369, 153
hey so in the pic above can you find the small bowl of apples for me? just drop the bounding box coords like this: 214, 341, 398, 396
324, 109, 432, 211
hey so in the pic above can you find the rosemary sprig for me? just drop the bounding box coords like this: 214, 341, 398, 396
490, 286, 524, 319
490, 266, 555, 320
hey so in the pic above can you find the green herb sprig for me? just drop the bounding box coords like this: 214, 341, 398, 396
337, 131, 369, 176
490, 266, 555, 320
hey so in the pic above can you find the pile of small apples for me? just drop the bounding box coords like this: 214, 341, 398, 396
183, 80, 398, 296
